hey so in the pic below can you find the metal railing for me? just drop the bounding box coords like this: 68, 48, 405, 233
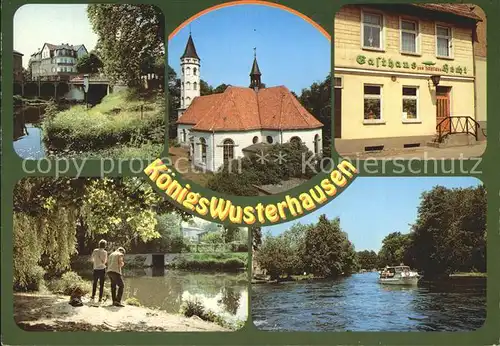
436, 116, 484, 143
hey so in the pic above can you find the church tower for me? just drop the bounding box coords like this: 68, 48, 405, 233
178, 33, 201, 118
249, 48, 262, 91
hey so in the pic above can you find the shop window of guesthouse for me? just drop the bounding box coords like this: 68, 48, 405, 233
401, 19, 418, 54
364, 85, 382, 120
436, 25, 452, 58
362, 12, 383, 50
402, 87, 418, 120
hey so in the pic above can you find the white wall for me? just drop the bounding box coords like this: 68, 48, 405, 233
177, 124, 193, 146
282, 128, 323, 154
190, 128, 323, 172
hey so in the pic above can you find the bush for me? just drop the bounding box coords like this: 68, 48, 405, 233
48, 271, 92, 296
229, 242, 248, 253
13, 265, 46, 292
42, 91, 165, 154
179, 299, 227, 328
124, 297, 142, 306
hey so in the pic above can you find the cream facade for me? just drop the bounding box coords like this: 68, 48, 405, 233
334, 5, 480, 152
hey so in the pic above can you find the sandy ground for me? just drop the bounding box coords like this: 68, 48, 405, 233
14, 293, 228, 332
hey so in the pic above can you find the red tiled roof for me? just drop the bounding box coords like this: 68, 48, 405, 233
411, 4, 482, 21
177, 93, 225, 125
178, 86, 323, 132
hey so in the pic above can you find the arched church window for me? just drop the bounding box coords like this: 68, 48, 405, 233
223, 139, 235, 165
181, 97, 184, 107
314, 134, 320, 155
193, 68, 197, 76
200, 138, 207, 164
182, 67, 184, 75
182, 129, 187, 142
252, 136, 259, 144
193, 82, 197, 90
186, 67, 191, 76
186, 82, 191, 90
267, 136, 274, 144
182, 82, 184, 89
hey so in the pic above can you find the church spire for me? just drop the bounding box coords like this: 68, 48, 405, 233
249, 47, 262, 90
181, 33, 200, 60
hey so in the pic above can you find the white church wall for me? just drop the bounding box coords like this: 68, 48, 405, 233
177, 124, 193, 146
260, 130, 281, 145
180, 57, 200, 109
192, 132, 214, 172
282, 128, 323, 154
212, 130, 261, 170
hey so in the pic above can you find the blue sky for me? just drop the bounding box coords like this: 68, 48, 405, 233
264, 177, 482, 252
14, 4, 98, 68
168, 4, 330, 94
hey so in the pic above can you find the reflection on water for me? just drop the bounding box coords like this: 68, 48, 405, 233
13, 106, 46, 159
252, 272, 485, 332
78, 269, 248, 325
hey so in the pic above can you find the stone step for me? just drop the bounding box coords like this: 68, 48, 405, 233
428, 133, 477, 148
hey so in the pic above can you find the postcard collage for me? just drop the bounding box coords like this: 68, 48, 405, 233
1, 0, 499, 345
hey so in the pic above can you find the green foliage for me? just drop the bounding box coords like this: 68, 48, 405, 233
124, 297, 142, 306
252, 227, 262, 251
256, 216, 358, 279
207, 142, 318, 196
42, 91, 165, 154
13, 177, 179, 290
170, 253, 247, 272
377, 232, 412, 267
202, 231, 224, 244
76, 52, 103, 74
303, 215, 358, 277
179, 298, 228, 328
87, 4, 164, 87
298, 74, 332, 154
48, 271, 92, 296
406, 185, 486, 277
356, 250, 378, 270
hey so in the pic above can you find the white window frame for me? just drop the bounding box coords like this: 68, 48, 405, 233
361, 10, 385, 51
435, 24, 453, 59
402, 86, 420, 123
363, 84, 384, 124
400, 17, 420, 55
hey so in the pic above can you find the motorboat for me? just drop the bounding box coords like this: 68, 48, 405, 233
379, 265, 420, 285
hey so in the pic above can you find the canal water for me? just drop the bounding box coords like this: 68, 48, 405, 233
78, 269, 248, 326
252, 272, 485, 332
13, 106, 46, 159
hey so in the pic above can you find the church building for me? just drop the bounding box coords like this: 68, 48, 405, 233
176, 34, 324, 172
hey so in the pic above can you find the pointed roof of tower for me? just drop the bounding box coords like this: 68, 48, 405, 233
250, 57, 261, 76
181, 34, 200, 60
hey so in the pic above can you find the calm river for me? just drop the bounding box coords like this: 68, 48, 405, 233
252, 272, 485, 332
78, 269, 248, 325
13, 106, 46, 159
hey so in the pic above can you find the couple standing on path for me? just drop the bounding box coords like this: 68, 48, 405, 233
91, 239, 126, 307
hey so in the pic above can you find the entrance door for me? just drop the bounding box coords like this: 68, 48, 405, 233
436, 86, 451, 134
334, 88, 342, 138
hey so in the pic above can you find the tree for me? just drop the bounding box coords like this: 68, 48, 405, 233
407, 185, 486, 277
76, 52, 103, 74
356, 250, 378, 270
87, 4, 164, 87
13, 177, 181, 290
303, 215, 357, 277
252, 227, 262, 251
377, 232, 412, 268
298, 74, 331, 152
22, 67, 31, 81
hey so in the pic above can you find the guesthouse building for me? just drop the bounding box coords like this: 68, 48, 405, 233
334, 4, 483, 153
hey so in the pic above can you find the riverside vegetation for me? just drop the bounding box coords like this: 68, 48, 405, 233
254, 185, 486, 281
13, 177, 249, 331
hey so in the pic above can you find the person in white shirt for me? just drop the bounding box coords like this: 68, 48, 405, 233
107, 247, 126, 307
90, 239, 108, 303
